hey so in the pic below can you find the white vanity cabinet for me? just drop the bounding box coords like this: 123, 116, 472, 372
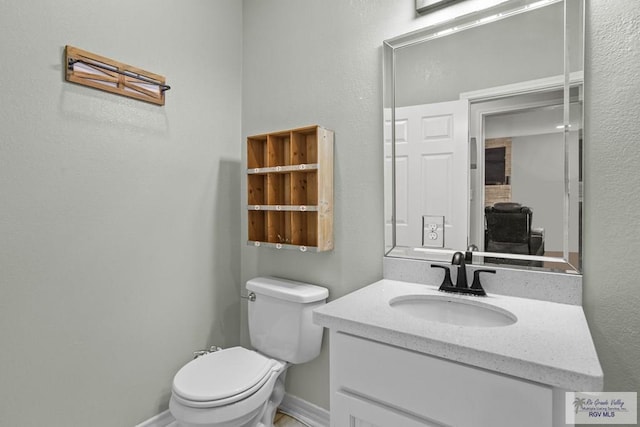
330, 331, 563, 427
314, 280, 602, 427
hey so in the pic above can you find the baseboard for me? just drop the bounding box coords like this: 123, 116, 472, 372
134, 393, 329, 427
134, 409, 176, 427
279, 393, 330, 427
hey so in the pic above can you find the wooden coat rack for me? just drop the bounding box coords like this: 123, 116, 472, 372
65, 46, 170, 106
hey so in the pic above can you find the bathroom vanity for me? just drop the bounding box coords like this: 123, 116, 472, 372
313, 279, 602, 427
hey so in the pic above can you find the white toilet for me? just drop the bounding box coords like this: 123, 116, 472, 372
169, 277, 328, 427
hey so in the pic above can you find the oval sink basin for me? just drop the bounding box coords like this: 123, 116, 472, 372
389, 295, 517, 327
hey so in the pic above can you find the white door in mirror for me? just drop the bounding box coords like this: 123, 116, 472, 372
390, 99, 469, 249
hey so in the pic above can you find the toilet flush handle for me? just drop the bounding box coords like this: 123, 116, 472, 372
193, 346, 223, 359
193, 350, 209, 359
241, 292, 256, 302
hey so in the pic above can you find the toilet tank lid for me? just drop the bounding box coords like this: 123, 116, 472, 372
246, 277, 328, 303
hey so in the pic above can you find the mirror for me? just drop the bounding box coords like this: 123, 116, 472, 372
383, 0, 584, 272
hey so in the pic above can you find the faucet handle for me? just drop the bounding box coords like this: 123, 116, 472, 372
470, 269, 496, 296
431, 264, 453, 290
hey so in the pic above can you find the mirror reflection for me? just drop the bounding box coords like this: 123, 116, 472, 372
471, 91, 582, 269
383, 0, 584, 272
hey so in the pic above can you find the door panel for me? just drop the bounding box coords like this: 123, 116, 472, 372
386, 100, 469, 249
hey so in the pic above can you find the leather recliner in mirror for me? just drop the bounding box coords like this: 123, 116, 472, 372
484, 203, 545, 267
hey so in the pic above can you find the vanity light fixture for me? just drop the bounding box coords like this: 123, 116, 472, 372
526, 0, 556, 10
409, 0, 561, 47
416, 0, 465, 14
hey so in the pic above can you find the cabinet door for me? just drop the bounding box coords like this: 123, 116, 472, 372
333, 390, 442, 427
331, 331, 553, 427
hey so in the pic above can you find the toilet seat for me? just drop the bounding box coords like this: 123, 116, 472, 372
172, 347, 284, 409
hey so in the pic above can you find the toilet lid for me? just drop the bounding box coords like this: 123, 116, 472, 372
172, 347, 278, 403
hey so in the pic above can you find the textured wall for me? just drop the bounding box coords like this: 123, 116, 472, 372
240, 0, 499, 410
395, 2, 565, 106
0, 1, 242, 426
584, 0, 640, 408
1, 0, 637, 424
241, 0, 394, 410
242, 0, 640, 413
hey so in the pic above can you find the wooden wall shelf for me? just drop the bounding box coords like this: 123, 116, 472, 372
247, 125, 334, 252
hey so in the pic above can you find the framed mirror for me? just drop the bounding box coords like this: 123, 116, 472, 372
383, 0, 584, 273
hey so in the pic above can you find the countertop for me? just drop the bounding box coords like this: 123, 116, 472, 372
313, 279, 603, 392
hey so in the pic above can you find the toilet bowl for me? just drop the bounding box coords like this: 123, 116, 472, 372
169, 347, 288, 427
169, 277, 328, 427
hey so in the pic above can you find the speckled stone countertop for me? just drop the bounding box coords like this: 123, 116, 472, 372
313, 279, 603, 392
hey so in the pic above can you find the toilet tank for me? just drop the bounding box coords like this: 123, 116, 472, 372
246, 277, 328, 364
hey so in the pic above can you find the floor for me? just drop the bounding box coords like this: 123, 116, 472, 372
274, 410, 308, 427
166, 411, 307, 427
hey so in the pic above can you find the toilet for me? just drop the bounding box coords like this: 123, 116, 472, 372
169, 277, 328, 427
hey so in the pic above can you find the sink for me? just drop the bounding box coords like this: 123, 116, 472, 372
389, 294, 517, 327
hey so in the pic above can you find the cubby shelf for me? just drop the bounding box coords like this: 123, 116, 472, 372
246, 125, 334, 252
247, 164, 319, 174
248, 205, 319, 212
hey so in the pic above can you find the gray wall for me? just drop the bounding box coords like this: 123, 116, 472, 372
242, 0, 640, 414
584, 0, 640, 408
394, 1, 576, 106
511, 133, 565, 249
0, 1, 242, 426
1, 0, 638, 424
509, 132, 579, 252
241, 0, 405, 410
